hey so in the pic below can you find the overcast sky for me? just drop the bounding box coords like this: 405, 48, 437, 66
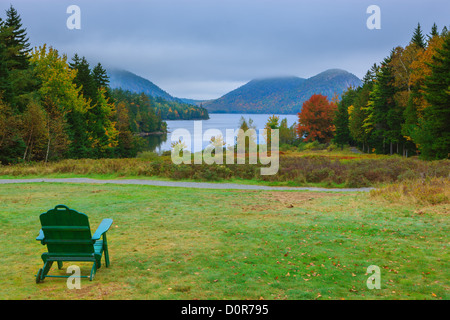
1, 0, 449, 99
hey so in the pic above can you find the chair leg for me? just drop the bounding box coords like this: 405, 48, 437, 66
57, 261, 63, 270
104, 246, 110, 268
42, 261, 53, 278
36, 268, 43, 284
90, 262, 97, 281
103, 234, 110, 267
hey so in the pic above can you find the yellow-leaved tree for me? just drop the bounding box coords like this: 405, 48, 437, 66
29, 44, 89, 160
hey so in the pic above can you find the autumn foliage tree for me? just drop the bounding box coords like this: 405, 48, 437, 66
296, 94, 337, 143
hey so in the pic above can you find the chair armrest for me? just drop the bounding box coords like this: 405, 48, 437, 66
92, 218, 113, 241
36, 229, 45, 244
36, 229, 45, 241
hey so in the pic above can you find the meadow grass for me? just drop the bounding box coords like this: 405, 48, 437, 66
0, 182, 448, 300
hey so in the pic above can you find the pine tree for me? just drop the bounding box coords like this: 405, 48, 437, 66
87, 88, 118, 158
69, 55, 97, 105
348, 84, 372, 152
365, 55, 401, 154
428, 23, 439, 41
1, 6, 34, 110
0, 18, 11, 100
92, 63, 109, 88
411, 23, 426, 49
418, 35, 450, 159
92, 62, 112, 102
333, 88, 355, 149
4, 5, 31, 70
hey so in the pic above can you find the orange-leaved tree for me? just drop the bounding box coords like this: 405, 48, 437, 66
297, 94, 337, 143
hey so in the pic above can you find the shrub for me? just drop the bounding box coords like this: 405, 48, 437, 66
136, 151, 159, 161
306, 167, 335, 183
370, 177, 450, 206
345, 170, 371, 188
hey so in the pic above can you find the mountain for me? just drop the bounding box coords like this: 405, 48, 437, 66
202, 69, 362, 114
107, 69, 209, 120
107, 69, 178, 102
107, 69, 208, 106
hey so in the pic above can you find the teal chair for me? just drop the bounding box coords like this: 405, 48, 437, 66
35, 205, 113, 283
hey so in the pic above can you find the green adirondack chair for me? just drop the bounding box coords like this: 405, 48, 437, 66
35, 205, 113, 283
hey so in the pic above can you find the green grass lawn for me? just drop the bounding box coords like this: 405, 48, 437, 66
0, 182, 448, 300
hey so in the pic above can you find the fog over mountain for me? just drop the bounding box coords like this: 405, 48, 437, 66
202, 69, 362, 114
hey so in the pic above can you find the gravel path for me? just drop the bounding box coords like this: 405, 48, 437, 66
349, 147, 364, 154
0, 178, 374, 192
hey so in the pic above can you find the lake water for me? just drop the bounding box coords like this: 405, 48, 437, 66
145, 113, 298, 153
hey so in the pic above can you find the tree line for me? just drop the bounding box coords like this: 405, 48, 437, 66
294, 23, 449, 160
112, 88, 209, 123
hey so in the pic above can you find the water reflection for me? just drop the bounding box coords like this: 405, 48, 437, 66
141, 133, 168, 153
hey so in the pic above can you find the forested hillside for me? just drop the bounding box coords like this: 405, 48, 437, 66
112, 88, 209, 124
108, 69, 210, 117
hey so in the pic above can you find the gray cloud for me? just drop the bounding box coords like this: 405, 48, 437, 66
2, 0, 449, 99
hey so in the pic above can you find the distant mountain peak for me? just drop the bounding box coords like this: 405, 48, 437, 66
202, 69, 362, 114
107, 69, 177, 102
107, 68, 207, 106
313, 68, 360, 80
251, 75, 303, 81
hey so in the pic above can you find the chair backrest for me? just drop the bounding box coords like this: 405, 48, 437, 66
39, 205, 94, 255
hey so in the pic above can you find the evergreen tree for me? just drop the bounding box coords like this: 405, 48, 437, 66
0, 18, 11, 101
428, 23, 439, 41
364, 55, 401, 154
1, 6, 34, 110
69, 55, 97, 105
3, 5, 31, 70
66, 109, 90, 158
92, 63, 112, 101
92, 63, 109, 89
349, 84, 372, 152
362, 64, 380, 84
86, 88, 117, 158
333, 88, 355, 148
418, 35, 450, 159
278, 118, 297, 145
411, 23, 426, 49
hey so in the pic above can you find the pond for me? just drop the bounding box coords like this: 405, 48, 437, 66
143, 113, 299, 153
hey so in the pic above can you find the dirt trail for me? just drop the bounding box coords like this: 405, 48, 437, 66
0, 178, 374, 192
